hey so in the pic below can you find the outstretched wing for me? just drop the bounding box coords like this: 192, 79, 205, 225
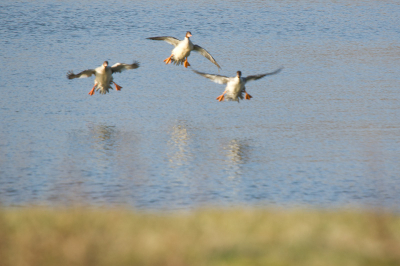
192, 69, 229, 84
243, 67, 283, 82
111, 61, 140, 74
67, 69, 96, 79
147, 36, 181, 47
193, 45, 221, 69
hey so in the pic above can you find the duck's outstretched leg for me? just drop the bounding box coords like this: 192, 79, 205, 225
245, 91, 253, 100
216, 91, 226, 102
113, 82, 122, 91
184, 58, 190, 68
163, 54, 173, 64
88, 83, 97, 96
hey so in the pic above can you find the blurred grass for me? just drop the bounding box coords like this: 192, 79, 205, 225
1, 207, 400, 266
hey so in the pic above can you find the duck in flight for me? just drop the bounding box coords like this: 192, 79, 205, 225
147, 31, 221, 69
67, 61, 139, 95
192, 68, 282, 102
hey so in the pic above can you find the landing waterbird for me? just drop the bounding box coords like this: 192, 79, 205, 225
147, 31, 221, 69
192, 68, 283, 102
67, 61, 140, 95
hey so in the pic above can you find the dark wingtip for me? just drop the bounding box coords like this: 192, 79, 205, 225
190, 68, 201, 75
66, 70, 75, 79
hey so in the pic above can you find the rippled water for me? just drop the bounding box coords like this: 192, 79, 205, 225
1, 0, 399, 210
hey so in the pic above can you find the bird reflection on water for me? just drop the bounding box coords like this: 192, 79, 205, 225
167, 121, 192, 168
51, 123, 121, 203
88, 123, 117, 153
86, 123, 145, 181
223, 139, 251, 179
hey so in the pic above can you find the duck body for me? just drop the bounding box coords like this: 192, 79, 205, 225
192, 68, 283, 102
67, 61, 140, 95
92, 64, 114, 94
223, 76, 247, 101
170, 36, 194, 66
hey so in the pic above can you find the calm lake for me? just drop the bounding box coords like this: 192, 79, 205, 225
1, 0, 399, 210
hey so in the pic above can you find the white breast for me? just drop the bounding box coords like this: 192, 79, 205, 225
225, 77, 244, 101
95, 67, 112, 86
172, 38, 192, 60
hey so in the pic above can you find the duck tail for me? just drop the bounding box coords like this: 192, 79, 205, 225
97, 85, 111, 95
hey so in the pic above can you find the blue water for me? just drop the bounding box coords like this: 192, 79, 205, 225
1, 0, 399, 210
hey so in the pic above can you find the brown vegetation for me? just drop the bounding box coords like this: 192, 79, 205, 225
0, 207, 399, 266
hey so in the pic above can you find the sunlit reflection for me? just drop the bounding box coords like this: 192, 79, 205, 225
167, 121, 192, 168
223, 139, 250, 179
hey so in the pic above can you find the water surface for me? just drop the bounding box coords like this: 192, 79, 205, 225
1, 0, 399, 210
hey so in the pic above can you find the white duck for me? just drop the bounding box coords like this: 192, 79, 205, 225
192, 68, 282, 102
147, 31, 221, 69
67, 61, 140, 95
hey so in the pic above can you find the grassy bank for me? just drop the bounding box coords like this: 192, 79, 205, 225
1, 207, 400, 266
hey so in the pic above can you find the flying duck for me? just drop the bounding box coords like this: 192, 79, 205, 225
147, 31, 221, 69
192, 68, 282, 102
67, 61, 139, 95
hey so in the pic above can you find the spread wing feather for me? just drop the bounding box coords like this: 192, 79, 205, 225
243, 67, 283, 82
193, 45, 221, 69
67, 69, 96, 79
192, 69, 229, 84
111, 61, 140, 73
147, 36, 181, 47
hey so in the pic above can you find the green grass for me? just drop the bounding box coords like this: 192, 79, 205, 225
1, 207, 400, 266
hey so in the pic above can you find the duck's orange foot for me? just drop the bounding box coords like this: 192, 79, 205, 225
184, 58, 190, 68
163, 55, 173, 64
114, 82, 122, 91
245, 92, 252, 100
216, 95, 225, 102
88, 86, 96, 96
